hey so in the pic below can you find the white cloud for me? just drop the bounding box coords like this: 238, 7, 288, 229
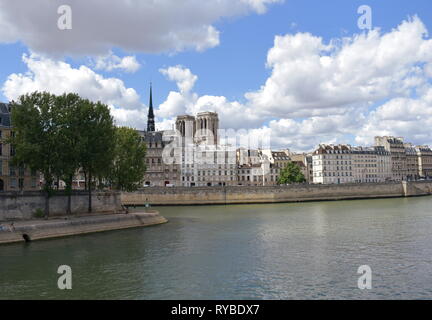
4, 16, 432, 152
155, 17, 432, 152
109, 106, 147, 129
2, 54, 142, 110
0, 0, 281, 56
158, 91, 195, 119
355, 87, 432, 146
1, 53, 147, 129
94, 52, 141, 73
158, 65, 262, 129
246, 16, 432, 119
159, 66, 198, 93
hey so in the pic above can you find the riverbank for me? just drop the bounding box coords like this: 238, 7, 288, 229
0, 191, 124, 221
0, 211, 168, 245
122, 181, 432, 206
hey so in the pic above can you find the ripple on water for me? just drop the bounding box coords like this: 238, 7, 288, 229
2, 197, 432, 299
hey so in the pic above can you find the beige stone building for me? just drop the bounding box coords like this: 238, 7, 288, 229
0, 103, 40, 192
404, 143, 419, 181
237, 164, 261, 186
180, 144, 237, 187
261, 150, 291, 171
236, 149, 280, 185
139, 130, 180, 187
176, 112, 219, 145
140, 87, 180, 187
416, 146, 432, 179
312, 145, 354, 184
175, 111, 239, 186
237, 148, 261, 166
375, 136, 407, 181
351, 146, 392, 183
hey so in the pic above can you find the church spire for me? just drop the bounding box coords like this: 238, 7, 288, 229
147, 83, 155, 132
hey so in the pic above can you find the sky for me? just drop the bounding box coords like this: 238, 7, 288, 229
1, 0, 432, 152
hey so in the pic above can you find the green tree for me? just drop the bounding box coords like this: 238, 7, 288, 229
277, 162, 306, 185
9, 92, 62, 217
109, 127, 147, 192
78, 100, 116, 213
55, 93, 82, 215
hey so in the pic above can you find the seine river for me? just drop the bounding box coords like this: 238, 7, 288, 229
2, 196, 432, 299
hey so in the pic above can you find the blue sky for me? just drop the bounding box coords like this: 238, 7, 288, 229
1, 0, 432, 151
1, 0, 431, 104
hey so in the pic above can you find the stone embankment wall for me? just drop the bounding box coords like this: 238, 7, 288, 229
0, 211, 167, 245
0, 191, 124, 222
122, 181, 432, 206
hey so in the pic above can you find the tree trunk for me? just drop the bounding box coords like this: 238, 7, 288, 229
84, 171, 87, 191
88, 171, 92, 213
66, 174, 73, 215
44, 190, 50, 219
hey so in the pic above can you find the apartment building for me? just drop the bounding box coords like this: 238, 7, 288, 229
404, 143, 420, 181
139, 130, 181, 187
312, 145, 354, 184
416, 146, 432, 178
375, 136, 407, 181
180, 144, 237, 187
0, 103, 40, 192
351, 146, 392, 183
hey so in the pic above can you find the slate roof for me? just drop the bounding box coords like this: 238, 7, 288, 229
138, 130, 164, 143
0, 103, 11, 128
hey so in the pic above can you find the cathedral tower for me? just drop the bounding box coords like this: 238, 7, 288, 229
147, 83, 156, 132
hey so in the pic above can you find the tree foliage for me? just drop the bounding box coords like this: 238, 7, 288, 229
277, 162, 306, 185
10, 92, 62, 216
109, 127, 147, 192
75, 99, 116, 212
55, 93, 83, 214
10, 91, 125, 216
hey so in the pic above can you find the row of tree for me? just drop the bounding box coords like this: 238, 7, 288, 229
9, 91, 147, 217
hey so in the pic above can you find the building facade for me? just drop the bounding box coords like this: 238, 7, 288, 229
351, 146, 392, 183
0, 103, 40, 192
416, 146, 432, 179
313, 143, 394, 184
404, 143, 420, 181
180, 144, 237, 187
312, 145, 354, 184
140, 86, 180, 187
140, 130, 180, 187
375, 136, 407, 181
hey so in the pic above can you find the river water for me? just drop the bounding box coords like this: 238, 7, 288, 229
1, 197, 432, 299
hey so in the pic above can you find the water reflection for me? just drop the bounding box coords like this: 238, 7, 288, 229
1, 197, 432, 299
